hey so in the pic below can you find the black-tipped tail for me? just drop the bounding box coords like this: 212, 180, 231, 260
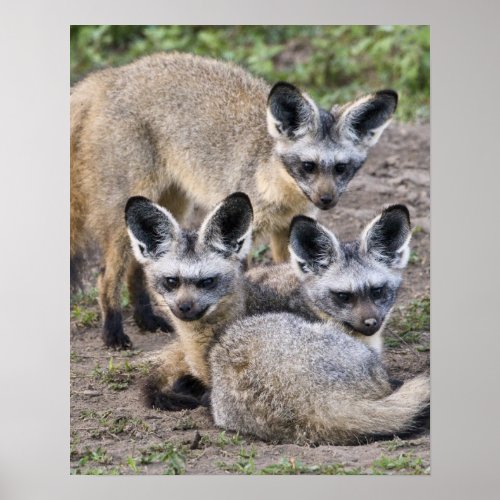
142, 373, 204, 411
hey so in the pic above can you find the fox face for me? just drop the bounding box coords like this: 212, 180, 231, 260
267, 83, 398, 210
289, 205, 411, 337
125, 193, 253, 323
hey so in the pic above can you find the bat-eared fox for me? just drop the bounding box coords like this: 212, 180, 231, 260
125, 192, 428, 444
71, 52, 398, 348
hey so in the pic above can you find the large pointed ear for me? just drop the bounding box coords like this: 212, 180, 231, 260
267, 82, 320, 140
289, 216, 340, 276
199, 192, 253, 259
360, 205, 411, 269
125, 196, 180, 264
334, 90, 398, 147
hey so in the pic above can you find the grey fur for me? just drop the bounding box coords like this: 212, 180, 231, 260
210, 313, 429, 445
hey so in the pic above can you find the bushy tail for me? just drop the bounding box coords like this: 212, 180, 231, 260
324, 374, 430, 442
142, 371, 209, 412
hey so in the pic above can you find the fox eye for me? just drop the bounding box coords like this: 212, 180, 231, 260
370, 286, 386, 299
333, 291, 352, 304
198, 277, 217, 289
334, 163, 349, 175
164, 277, 179, 289
302, 161, 316, 173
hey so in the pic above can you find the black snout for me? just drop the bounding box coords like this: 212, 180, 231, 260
178, 302, 193, 313
357, 317, 380, 336
316, 193, 337, 210
320, 194, 333, 205
172, 301, 209, 322
344, 317, 381, 336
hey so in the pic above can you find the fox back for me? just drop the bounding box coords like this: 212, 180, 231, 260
210, 312, 429, 445
72, 52, 398, 244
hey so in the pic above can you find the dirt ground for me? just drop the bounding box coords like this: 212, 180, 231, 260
70, 122, 430, 475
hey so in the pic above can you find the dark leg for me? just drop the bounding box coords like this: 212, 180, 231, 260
127, 260, 173, 333
98, 236, 132, 349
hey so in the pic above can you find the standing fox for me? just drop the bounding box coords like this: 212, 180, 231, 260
126, 191, 416, 417
71, 52, 398, 348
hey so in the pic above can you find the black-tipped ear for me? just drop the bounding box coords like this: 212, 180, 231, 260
199, 192, 253, 258
361, 204, 411, 269
267, 82, 319, 140
289, 216, 340, 274
125, 196, 180, 262
336, 89, 398, 146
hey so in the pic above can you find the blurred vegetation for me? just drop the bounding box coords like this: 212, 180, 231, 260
71, 25, 429, 121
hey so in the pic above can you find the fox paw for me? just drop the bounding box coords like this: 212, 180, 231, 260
103, 311, 133, 349
133, 306, 173, 333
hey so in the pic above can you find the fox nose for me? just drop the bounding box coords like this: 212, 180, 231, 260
178, 301, 193, 313
320, 194, 334, 205
364, 318, 378, 328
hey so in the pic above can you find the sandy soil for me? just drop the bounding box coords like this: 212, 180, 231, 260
70, 122, 430, 475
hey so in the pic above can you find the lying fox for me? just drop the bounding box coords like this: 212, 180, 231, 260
210, 314, 429, 444
125, 192, 427, 439
211, 203, 428, 445
71, 52, 398, 348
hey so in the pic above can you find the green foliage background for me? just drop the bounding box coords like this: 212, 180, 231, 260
71, 25, 429, 122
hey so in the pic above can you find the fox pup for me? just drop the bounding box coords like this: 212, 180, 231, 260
125, 192, 255, 410
209, 205, 428, 444
71, 51, 398, 348
210, 313, 429, 445
129, 196, 413, 411
246, 204, 413, 353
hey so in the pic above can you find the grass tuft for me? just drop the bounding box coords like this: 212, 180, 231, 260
371, 453, 427, 475
385, 295, 430, 348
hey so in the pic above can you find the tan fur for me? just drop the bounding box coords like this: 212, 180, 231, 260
149, 279, 246, 388
70, 53, 311, 340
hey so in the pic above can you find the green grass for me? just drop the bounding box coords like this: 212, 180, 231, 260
71, 287, 99, 327
385, 295, 430, 348
172, 416, 197, 431
371, 453, 428, 475
77, 446, 112, 467
91, 357, 143, 391
251, 244, 270, 264
71, 466, 121, 475
260, 458, 362, 475
71, 287, 98, 307
216, 431, 245, 447
131, 442, 186, 475
80, 410, 151, 438
71, 305, 99, 327
408, 249, 420, 265
217, 446, 256, 474
218, 450, 362, 475
71, 25, 429, 122
383, 437, 408, 451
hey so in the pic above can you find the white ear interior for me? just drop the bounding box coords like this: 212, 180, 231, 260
198, 197, 253, 259
337, 93, 394, 147
390, 233, 412, 269
288, 222, 340, 277
266, 107, 284, 139
360, 211, 412, 269
127, 227, 150, 264
266, 90, 320, 140
126, 202, 180, 263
